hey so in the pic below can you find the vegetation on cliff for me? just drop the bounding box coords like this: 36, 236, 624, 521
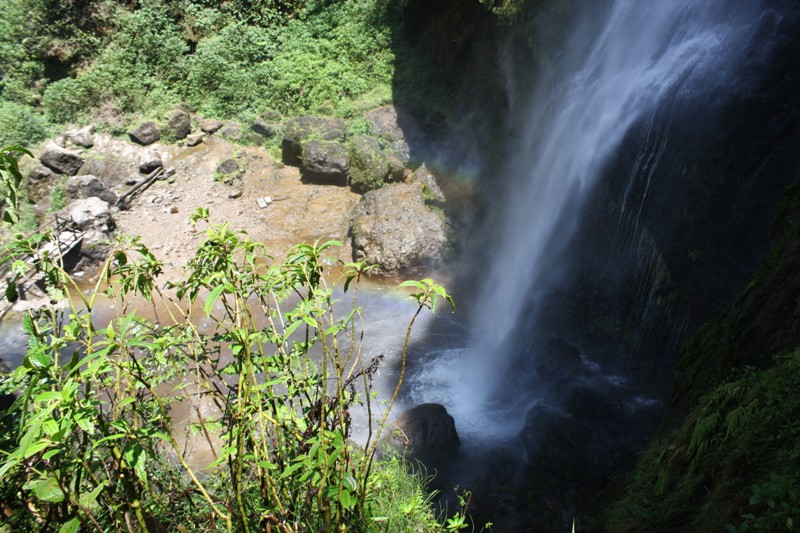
604, 184, 800, 532
0, 0, 450, 145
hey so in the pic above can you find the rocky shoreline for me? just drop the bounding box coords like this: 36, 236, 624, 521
16, 104, 453, 291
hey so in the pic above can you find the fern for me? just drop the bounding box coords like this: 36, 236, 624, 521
688, 412, 720, 459
724, 401, 758, 440
654, 469, 670, 496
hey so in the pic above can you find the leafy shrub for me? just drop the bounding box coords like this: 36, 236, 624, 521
0, 209, 455, 531
30, 0, 398, 122
0, 102, 51, 148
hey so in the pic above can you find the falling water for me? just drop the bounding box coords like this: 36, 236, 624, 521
408, 0, 781, 442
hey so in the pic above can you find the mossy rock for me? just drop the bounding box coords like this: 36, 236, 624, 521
348, 135, 405, 193
281, 116, 345, 166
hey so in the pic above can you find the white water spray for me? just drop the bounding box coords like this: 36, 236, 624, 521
409, 0, 778, 442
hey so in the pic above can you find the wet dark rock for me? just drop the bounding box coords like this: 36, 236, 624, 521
521, 403, 631, 489
300, 140, 349, 183
535, 337, 584, 380
40, 143, 84, 176
129, 122, 161, 145
562, 385, 624, 421
386, 403, 460, 468
349, 182, 446, 275
281, 116, 345, 166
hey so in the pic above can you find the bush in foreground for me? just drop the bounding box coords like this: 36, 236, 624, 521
0, 201, 459, 531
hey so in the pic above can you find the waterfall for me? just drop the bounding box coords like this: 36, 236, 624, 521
408, 0, 780, 443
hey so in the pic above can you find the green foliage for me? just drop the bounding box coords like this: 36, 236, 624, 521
0, 102, 51, 148
605, 350, 800, 532
43, 1, 188, 122
183, 22, 276, 118
11, 0, 397, 124
0, 209, 455, 531
0, 145, 33, 225
48, 176, 68, 213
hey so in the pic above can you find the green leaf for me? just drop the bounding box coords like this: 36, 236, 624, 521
18, 419, 42, 456
25, 346, 51, 369
28, 476, 65, 503
59, 518, 80, 533
205, 284, 226, 317
79, 481, 106, 508
343, 274, 356, 293
34, 391, 62, 403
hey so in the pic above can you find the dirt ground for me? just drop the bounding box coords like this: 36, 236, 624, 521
112, 134, 362, 283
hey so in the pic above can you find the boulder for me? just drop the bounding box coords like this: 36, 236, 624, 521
64, 125, 95, 148
40, 143, 84, 176
77, 140, 140, 190
252, 118, 279, 139
300, 140, 349, 183
65, 196, 114, 231
62, 197, 116, 263
65, 175, 117, 204
129, 122, 161, 145
365, 105, 425, 163
281, 116, 345, 165
385, 403, 460, 468
26, 165, 59, 203
219, 122, 241, 141
186, 132, 205, 147
199, 120, 224, 134
349, 182, 447, 275
411, 163, 446, 203
261, 109, 282, 122
217, 158, 239, 176
139, 148, 163, 173
348, 135, 405, 192
167, 110, 191, 140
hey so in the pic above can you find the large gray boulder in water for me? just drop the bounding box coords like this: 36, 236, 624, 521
349, 182, 446, 275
